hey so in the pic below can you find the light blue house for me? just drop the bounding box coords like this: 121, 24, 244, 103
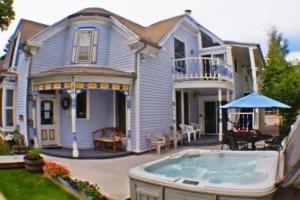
0, 8, 265, 157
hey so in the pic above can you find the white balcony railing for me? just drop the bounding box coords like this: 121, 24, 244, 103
173, 57, 233, 82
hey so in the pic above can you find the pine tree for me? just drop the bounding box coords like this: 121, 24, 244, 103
262, 27, 300, 129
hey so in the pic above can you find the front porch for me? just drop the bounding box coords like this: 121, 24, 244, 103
29, 66, 135, 158
174, 87, 234, 141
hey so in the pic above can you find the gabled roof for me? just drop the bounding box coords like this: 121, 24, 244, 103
18, 19, 48, 44
68, 8, 185, 48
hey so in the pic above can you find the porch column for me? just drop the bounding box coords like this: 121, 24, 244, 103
249, 47, 258, 92
172, 89, 177, 131
218, 88, 223, 141
181, 90, 185, 125
70, 84, 79, 158
32, 90, 39, 148
126, 95, 132, 151
226, 89, 231, 131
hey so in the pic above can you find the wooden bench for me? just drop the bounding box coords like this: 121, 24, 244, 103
92, 127, 123, 152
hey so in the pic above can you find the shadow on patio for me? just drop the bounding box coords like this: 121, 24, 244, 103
41, 148, 132, 159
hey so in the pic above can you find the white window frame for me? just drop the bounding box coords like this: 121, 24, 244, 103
76, 29, 94, 63
3, 86, 15, 130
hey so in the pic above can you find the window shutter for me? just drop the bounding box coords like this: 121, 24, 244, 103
91, 30, 98, 63
71, 31, 79, 63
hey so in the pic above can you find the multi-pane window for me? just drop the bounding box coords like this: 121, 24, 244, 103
174, 38, 186, 73
77, 30, 93, 62
76, 91, 87, 119
5, 89, 14, 126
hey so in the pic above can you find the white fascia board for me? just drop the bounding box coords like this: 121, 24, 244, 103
158, 18, 185, 46
30, 17, 68, 42
110, 16, 140, 40
29, 15, 111, 44
186, 15, 224, 45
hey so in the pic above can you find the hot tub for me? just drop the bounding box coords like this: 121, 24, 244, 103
129, 149, 280, 200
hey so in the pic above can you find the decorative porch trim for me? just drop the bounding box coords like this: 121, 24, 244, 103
33, 82, 130, 91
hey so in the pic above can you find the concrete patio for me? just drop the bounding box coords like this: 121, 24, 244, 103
42, 145, 221, 200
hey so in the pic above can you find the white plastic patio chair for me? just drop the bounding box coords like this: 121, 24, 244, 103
191, 122, 204, 139
180, 124, 196, 142
164, 128, 182, 149
146, 133, 167, 155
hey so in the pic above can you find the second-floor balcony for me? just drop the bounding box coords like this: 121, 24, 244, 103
173, 57, 233, 83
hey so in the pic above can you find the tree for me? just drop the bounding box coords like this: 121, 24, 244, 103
0, 0, 15, 31
262, 27, 300, 130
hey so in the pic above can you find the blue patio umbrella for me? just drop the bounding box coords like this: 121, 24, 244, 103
221, 92, 291, 109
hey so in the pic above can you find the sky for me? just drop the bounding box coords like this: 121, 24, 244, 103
1, 0, 300, 60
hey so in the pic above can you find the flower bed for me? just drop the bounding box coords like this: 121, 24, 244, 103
44, 162, 106, 200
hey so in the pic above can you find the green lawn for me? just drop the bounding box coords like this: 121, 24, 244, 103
0, 169, 78, 200
0, 144, 10, 155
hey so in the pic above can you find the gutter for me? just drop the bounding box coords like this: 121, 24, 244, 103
134, 42, 147, 76
25, 53, 33, 146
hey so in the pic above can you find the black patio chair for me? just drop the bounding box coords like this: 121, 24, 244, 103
221, 131, 238, 150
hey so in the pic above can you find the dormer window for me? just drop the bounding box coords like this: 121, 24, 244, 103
77, 30, 93, 62
71, 28, 99, 64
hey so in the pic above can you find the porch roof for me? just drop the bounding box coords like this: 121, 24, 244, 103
29, 66, 135, 79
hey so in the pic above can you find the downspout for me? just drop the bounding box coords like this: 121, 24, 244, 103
25, 52, 33, 146
133, 41, 147, 152
134, 42, 147, 76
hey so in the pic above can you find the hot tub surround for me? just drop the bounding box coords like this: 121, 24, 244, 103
129, 149, 279, 200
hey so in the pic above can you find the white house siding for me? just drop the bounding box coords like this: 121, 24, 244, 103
31, 29, 66, 74
138, 39, 173, 152
15, 52, 29, 138
108, 27, 134, 72
173, 26, 199, 74
59, 90, 114, 149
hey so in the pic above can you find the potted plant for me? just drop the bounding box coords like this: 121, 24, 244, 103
12, 131, 29, 154
24, 149, 44, 173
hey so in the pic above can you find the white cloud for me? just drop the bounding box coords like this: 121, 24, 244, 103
1, 0, 300, 56
287, 51, 300, 62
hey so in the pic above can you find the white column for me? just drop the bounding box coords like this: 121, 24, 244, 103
226, 46, 235, 98
32, 90, 39, 148
70, 83, 79, 158
172, 89, 177, 131
226, 89, 231, 131
181, 90, 185, 125
126, 95, 132, 152
249, 47, 258, 92
218, 88, 223, 141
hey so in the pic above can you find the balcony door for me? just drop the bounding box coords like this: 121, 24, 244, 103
204, 101, 217, 133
